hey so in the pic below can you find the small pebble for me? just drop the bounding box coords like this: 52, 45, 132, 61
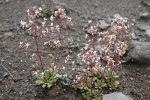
5, 0, 9, 3
0, 79, 3, 82
146, 67, 150, 72
0, 35, 3, 39
130, 77, 134, 81
139, 12, 149, 18
88, 20, 92, 24
4, 32, 14, 38
3, 72, 9, 78
97, 20, 110, 30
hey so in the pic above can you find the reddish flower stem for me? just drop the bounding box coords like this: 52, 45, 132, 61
33, 17, 44, 72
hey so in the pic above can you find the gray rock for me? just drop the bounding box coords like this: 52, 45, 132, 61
85, 28, 97, 35
5, 0, 9, 3
88, 20, 92, 24
0, 35, 3, 39
67, 44, 80, 50
145, 29, 150, 37
108, 14, 124, 24
83, 20, 93, 31
113, 14, 122, 19
76, 59, 83, 66
0, 79, 3, 82
3, 72, 9, 78
76, 38, 81, 42
147, 67, 150, 72
136, 24, 150, 31
95, 44, 103, 55
97, 20, 110, 30
125, 40, 150, 63
62, 74, 68, 78
64, 77, 72, 84
103, 92, 133, 100
136, 24, 150, 37
19, 91, 23, 95
130, 77, 134, 81
4, 32, 14, 38
139, 12, 149, 19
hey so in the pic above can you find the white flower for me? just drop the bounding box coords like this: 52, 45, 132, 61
25, 43, 30, 49
26, 9, 30, 15
20, 41, 23, 45
84, 44, 89, 50
38, 7, 42, 11
88, 20, 92, 24
50, 22, 53, 26
19, 42, 24, 48
20, 20, 27, 28
65, 55, 70, 63
44, 41, 49, 45
35, 9, 40, 15
50, 15, 55, 21
55, 25, 60, 32
67, 17, 72, 22
85, 34, 88, 39
41, 21, 46, 27
43, 18, 47, 21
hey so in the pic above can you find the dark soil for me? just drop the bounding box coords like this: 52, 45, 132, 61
0, 0, 150, 100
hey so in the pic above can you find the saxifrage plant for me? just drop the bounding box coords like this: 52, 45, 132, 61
20, 2, 134, 99
73, 14, 134, 99
36, 68, 61, 88
20, 5, 72, 89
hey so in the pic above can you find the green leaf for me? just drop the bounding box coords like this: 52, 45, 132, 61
98, 96, 102, 100
115, 81, 119, 86
47, 83, 52, 88
53, 70, 57, 75
36, 80, 44, 85
44, 70, 51, 79
42, 84, 46, 88
56, 74, 62, 78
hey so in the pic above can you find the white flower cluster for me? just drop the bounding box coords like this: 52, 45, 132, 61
78, 48, 101, 66
44, 40, 61, 48
78, 15, 134, 71
111, 15, 130, 31
50, 7, 72, 34
115, 41, 128, 56
19, 42, 31, 50
87, 25, 98, 35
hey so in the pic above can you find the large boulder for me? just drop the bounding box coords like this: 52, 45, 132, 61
125, 40, 150, 64
136, 24, 150, 37
102, 92, 133, 100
